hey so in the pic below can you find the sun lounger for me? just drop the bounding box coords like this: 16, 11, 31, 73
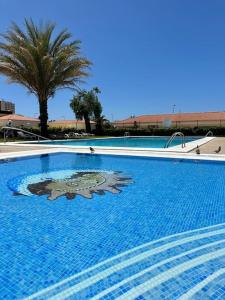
73, 132, 82, 137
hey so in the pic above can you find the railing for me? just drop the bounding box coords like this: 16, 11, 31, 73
164, 132, 186, 148
1, 126, 51, 143
205, 130, 213, 137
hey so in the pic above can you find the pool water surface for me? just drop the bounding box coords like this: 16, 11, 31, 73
28, 136, 197, 148
1, 153, 225, 299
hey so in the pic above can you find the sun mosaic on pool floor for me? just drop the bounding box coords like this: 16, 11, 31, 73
7, 169, 133, 200
25, 222, 225, 300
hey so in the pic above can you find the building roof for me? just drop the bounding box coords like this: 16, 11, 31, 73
50, 119, 95, 124
114, 112, 225, 124
0, 114, 39, 122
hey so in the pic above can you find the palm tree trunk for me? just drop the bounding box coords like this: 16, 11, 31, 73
84, 113, 91, 132
38, 98, 48, 137
96, 119, 103, 134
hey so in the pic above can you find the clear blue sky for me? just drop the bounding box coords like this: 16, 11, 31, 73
1, 0, 225, 121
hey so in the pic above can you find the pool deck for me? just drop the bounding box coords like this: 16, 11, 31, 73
191, 137, 225, 154
0, 144, 53, 153
0, 142, 225, 163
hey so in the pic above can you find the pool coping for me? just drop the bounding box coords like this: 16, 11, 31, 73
1, 140, 225, 162
2, 136, 214, 153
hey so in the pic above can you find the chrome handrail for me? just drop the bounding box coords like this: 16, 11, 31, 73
1, 126, 51, 143
165, 132, 185, 148
205, 130, 213, 137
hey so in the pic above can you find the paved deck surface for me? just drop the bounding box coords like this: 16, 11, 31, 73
191, 137, 225, 154
0, 144, 51, 153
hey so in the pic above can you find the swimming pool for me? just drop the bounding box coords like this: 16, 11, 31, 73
1, 152, 225, 299
28, 136, 198, 148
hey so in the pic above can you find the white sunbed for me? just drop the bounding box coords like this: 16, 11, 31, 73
73, 132, 82, 137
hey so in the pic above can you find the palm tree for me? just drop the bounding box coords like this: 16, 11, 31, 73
0, 19, 90, 136
70, 87, 101, 132
92, 94, 104, 134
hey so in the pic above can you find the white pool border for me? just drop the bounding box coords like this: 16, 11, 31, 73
1, 139, 225, 163
3, 136, 214, 154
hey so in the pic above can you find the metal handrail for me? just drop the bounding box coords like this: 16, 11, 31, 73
165, 132, 186, 148
205, 130, 213, 137
1, 126, 51, 143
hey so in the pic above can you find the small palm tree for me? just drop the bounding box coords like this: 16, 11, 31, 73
92, 94, 104, 134
0, 19, 90, 136
70, 87, 101, 132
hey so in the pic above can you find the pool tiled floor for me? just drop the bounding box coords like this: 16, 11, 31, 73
1, 152, 225, 299
26, 223, 225, 299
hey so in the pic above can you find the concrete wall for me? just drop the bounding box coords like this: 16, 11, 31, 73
48, 122, 96, 131
114, 120, 225, 129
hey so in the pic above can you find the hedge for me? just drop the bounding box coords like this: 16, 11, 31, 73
102, 127, 225, 136
1, 126, 225, 139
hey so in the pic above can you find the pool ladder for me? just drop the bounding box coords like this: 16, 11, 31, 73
165, 132, 186, 148
205, 131, 213, 137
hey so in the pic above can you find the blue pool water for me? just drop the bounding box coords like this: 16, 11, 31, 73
30, 136, 197, 148
1, 153, 225, 299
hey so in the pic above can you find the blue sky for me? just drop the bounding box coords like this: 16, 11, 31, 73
0, 0, 225, 121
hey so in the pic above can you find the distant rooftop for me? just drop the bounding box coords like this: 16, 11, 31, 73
114, 111, 225, 123
0, 114, 38, 122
